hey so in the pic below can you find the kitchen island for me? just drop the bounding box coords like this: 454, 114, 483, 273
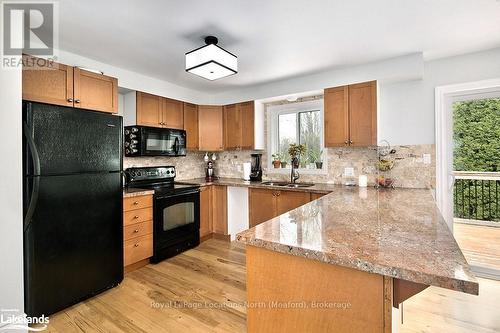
236, 186, 478, 333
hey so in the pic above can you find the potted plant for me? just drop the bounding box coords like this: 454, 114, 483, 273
271, 153, 281, 168
288, 144, 307, 168
309, 149, 323, 169
278, 151, 288, 168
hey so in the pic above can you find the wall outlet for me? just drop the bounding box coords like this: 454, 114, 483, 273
422, 154, 431, 164
344, 167, 355, 177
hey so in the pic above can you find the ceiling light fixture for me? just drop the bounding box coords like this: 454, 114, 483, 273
185, 36, 238, 81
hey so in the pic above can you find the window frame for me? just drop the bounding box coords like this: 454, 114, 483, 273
267, 99, 326, 175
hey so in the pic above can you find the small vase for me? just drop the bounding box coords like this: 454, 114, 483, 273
281, 162, 287, 168
272, 160, 281, 168
315, 162, 323, 169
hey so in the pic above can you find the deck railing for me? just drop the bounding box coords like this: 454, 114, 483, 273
453, 172, 500, 222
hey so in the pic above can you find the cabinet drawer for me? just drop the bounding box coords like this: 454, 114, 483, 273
124, 234, 153, 266
123, 195, 152, 211
124, 220, 153, 241
123, 207, 153, 226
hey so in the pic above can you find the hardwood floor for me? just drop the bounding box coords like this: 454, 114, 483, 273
400, 278, 500, 333
454, 223, 500, 271
44, 239, 247, 333
43, 239, 500, 333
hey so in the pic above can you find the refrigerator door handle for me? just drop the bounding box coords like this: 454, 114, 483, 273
23, 122, 41, 231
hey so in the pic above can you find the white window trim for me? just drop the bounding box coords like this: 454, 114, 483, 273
266, 99, 327, 175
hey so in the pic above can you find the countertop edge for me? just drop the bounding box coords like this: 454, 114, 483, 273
236, 235, 479, 296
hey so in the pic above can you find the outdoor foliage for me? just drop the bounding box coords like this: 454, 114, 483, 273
453, 98, 500, 221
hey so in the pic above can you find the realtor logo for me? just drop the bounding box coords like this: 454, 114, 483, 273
1, 1, 58, 68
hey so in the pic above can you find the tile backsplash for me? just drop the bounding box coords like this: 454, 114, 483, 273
124, 144, 435, 189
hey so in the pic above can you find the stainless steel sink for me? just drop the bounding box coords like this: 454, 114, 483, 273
261, 181, 289, 187
285, 183, 315, 188
261, 181, 315, 188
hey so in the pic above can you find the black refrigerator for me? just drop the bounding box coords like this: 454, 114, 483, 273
23, 101, 124, 317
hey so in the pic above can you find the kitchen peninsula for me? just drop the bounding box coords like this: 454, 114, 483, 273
236, 187, 478, 333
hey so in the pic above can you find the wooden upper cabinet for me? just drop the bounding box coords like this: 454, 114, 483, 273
22, 55, 118, 113
276, 190, 311, 216
240, 101, 255, 149
198, 105, 224, 151
324, 86, 349, 147
22, 55, 74, 107
136, 91, 162, 127
163, 98, 184, 129
324, 80, 377, 147
224, 104, 241, 150
73, 68, 118, 113
349, 81, 377, 146
223, 101, 255, 150
136, 92, 184, 129
183, 103, 199, 150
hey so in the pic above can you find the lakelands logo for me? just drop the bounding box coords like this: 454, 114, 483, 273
0, 309, 49, 331
1, 1, 58, 68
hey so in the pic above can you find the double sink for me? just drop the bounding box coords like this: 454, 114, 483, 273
261, 181, 315, 188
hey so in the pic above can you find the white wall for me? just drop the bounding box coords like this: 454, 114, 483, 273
211, 53, 424, 105
379, 47, 500, 145
0, 63, 24, 314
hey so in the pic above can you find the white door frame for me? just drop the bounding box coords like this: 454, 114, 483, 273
435, 78, 500, 231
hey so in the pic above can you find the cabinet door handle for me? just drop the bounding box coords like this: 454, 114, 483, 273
134, 243, 139, 248
67, 98, 73, 102
133, 215, 139, 219
133, 201, 139, 205
349, 140, 353, 144
344, 140, 348, 145
133, 229, 139, 233
74, 99, 81, 103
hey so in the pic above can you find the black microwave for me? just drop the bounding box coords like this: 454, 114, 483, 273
124, 126, 187, 157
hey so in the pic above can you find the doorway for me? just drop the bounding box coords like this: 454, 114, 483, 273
436, 79, 500, 279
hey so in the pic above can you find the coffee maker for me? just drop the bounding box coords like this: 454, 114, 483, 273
250, 153, 262, 181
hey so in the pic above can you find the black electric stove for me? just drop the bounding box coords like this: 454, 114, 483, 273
125, 166, 200, 263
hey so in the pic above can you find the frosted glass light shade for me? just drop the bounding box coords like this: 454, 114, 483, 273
185, 44, 237, 80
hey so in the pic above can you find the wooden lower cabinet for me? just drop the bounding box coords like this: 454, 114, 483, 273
249, 188, 313, 228
212, 185, 228, 235
123, 194, 153, 273
200, 186, 212, 238
199, 185, 228, 242
276, 190, 311, 216
310, 192, 327, 201
249, 188, 279, 228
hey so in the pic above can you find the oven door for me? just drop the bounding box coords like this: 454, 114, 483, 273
153, 190, 200, 257
140, 127, 186, 156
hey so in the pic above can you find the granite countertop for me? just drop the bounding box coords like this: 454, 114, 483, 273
123, 188, 154, 198
179, 177, 338, 194
236, 186, 479, 295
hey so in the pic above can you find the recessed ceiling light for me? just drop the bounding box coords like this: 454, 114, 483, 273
185, 36, 238, 81
286, 96, 298, 102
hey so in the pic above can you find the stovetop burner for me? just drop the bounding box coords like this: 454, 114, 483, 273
124, 166, 199, 197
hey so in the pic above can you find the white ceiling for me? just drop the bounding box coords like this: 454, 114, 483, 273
59, 0, 500, 93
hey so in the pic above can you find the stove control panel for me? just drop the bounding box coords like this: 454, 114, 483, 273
125, 166, 176, 183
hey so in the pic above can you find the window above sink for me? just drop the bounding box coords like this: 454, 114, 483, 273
267, 98, 327, 175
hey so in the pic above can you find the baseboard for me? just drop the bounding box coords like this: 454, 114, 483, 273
124, 258, 150, 274
200, 233, 231, 243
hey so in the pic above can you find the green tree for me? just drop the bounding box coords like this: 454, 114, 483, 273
453, 98, 500, 221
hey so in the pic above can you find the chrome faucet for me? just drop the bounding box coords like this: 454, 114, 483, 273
290, 158, 300, 183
